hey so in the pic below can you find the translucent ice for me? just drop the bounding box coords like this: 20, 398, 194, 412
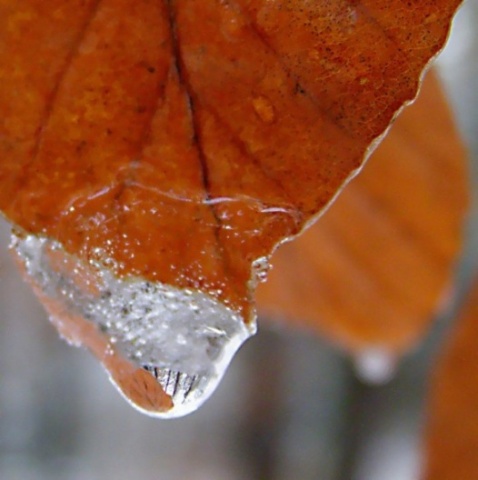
12, 232, 255, 418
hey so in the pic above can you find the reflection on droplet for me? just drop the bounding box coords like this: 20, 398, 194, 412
12, 231, 255, 418
353, 348, 398, 385
143, 366, 202, 411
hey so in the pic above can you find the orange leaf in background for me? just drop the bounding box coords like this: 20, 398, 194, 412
423, 278, 478, 480
0, 1, 463, 416
257, 70, 468, 358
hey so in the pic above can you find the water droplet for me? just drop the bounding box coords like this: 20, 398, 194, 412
252, 95, 276, 124
12, 231, 255, 418
353, 348, 398, 385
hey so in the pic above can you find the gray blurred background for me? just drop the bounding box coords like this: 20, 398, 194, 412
0, 3, 477, 479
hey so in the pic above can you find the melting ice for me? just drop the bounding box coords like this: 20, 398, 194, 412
12, 232, 255, 418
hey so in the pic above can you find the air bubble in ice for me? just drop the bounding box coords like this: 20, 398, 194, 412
251, 256, 270, 285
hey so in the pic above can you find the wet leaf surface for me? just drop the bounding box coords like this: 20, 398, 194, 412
257, 71, 469, 355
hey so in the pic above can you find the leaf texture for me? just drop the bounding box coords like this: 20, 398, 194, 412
0, 0, 463, 321
256, 70, 469, 354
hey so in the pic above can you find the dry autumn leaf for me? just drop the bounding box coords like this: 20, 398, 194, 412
423, 278, 478, 480
0, 1, 462, 416
257, 70, 468, 362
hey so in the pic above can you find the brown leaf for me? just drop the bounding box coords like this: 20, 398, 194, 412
423, 278, 478, 480
0, 1, 462, 319
0, 2, 462, 415
257, 70, 469, 355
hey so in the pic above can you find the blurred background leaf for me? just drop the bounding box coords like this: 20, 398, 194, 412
424, 276, 478, 480
257, 69, 468, 359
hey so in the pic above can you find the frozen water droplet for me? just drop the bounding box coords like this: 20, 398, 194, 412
353, 348, 398, 385
12, 232, 255, 418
